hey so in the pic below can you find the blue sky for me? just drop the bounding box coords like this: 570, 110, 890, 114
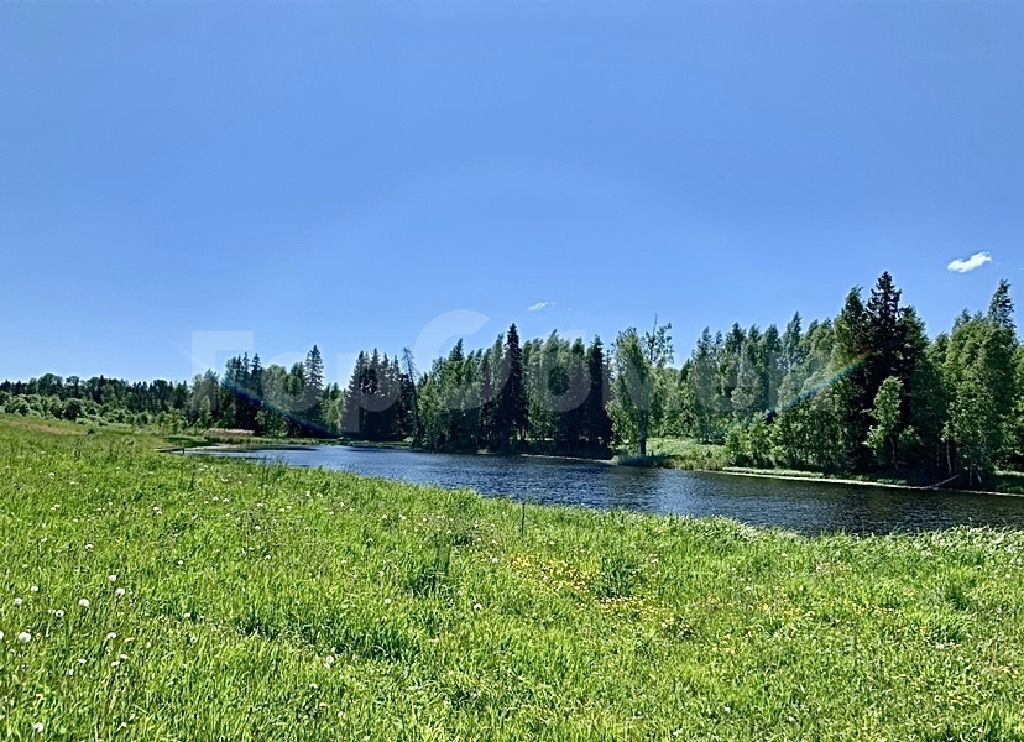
2, 1, 1022, 384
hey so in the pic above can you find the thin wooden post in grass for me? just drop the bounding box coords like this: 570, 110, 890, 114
520, 499, 526, 536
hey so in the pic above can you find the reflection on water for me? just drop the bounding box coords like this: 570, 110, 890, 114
185, 445, 1024, 535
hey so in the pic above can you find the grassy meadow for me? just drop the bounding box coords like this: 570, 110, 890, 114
2, 417, 1024, 740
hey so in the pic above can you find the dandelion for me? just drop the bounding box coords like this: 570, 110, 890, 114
473, 603, 483, 611
85, 543, 94, 550
384, 598, 392, 605
0, 630, 4, 640
176, 560, 183, 566
108, 574, 117, 583
115, 588, 126, 597
77, 658, 87, 664
32, 722, 43, 733
55, 609, 65, 618
30, 585, 39, 592
78, 599, 90, 608
14, 598, 22, 606
18, 631, 31, 643
106, 632, 116, 641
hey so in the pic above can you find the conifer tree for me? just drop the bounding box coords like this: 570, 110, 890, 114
584, 337, 613, 450
344, 352, 365, 435
561, 338, 588, 453
401, 348, 420, 444
494, 324, 527, 449
302, 346, 324, 434
249, 353, 264, 433
984, 280, 1017, 460
834, 287, 873, 468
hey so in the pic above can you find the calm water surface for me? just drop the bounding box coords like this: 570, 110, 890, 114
187, 445, 1024, 534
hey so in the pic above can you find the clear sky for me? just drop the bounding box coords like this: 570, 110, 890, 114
2, 1, 1022, 384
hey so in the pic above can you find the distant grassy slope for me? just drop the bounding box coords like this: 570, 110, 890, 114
2, 420, 1023, 740
616, 437, 728, 469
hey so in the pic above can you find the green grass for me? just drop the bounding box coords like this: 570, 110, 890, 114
2, 420, 1024, 740
617, 437, 728, 470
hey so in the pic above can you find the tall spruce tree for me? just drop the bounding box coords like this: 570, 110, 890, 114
344, 352, 365, 436
494, 324, 527, 449
985, 280, 1017, 462
302, 345, 325, 435
584, 337, 613, 450
400, 348, 420, 443
834, 287, 873, 468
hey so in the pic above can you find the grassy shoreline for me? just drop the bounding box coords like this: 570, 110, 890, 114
4, 419, 1024, 739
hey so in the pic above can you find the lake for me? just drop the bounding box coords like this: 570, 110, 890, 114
185, 445, 1024, 534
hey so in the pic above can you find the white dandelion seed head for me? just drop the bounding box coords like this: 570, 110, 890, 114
55, 609, 65, 618
32, 722, 43, 733
30, 585, 39, 592
14, 598, 22, 606
115, 588, 126, 597
79, 599, 90, 608
108, 575, 117, 582
18, 631, 31, 643
106, 632, 116, 641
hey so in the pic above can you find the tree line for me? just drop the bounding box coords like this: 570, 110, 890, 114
659, 274, 1022, 483
3, 273, 1021, 485
414, 326, 613, 455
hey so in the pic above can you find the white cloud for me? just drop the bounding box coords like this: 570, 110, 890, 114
947, 251, 992, 274
528, 301, 555, 312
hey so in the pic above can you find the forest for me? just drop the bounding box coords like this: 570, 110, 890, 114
3, 273, 1022, 485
